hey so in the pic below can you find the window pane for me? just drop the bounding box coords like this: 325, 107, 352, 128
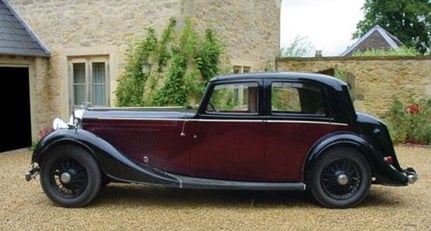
72, 63, 86, 106
73, 85, 86, 106
92, 62, 105, 83
233, 66, 241, 73
271, 82, 325, 115
206, 82, 258, 114
272, 83, 301, 112
91, 62, 106, 106
73, 63, 85, 83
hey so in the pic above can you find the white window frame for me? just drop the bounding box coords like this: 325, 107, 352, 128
68, 56, 110, 110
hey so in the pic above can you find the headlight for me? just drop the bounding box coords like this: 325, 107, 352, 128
52, 118, 69, 130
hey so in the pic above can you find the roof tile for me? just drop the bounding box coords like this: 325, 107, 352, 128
0, 0, 50, 57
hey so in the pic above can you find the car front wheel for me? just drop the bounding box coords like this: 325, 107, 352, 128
40, 144, 101, 208
309, 147, 371, 208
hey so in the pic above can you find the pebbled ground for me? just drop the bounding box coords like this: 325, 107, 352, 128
0, 146, 429, 231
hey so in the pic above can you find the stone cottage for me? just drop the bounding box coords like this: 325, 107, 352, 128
0, 0, 281, 151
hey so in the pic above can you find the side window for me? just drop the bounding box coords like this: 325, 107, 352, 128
206, 82, 259, 114
271, 82, 325, 115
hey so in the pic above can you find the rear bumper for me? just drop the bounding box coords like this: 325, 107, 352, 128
374, 162, 418, 186
404, 167, 418, 184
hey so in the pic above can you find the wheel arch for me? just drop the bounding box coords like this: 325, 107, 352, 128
33, 136, 109, 180
304, 132, 377, 183
32, 129, 179, 186
32, 131, 97, 165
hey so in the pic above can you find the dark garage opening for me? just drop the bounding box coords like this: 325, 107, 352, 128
0, 67, 32, 152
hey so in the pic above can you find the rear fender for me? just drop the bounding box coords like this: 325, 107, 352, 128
32, 128, 179, 186
304, 132, 377, 181
304, 132, 410, 185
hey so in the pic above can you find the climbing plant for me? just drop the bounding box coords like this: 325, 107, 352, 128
115, 17, 223, 107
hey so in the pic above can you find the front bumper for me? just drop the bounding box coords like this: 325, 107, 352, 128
404, 167, 418, 184
25, 163, 40, 181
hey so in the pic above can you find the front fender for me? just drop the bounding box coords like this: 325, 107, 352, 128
304, 132, 409, 185
32, 128, 179, 186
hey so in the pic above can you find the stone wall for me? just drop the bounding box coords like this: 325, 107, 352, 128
185, 0, 281, 70
8, 0, 281, 138
0, 56, 51, 141
276, 56, 431, 117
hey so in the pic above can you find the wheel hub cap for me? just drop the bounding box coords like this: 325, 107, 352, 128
337, 174, 349, 185
60, 172, 72, 184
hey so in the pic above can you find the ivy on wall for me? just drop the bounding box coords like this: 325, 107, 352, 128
115, 17, 222, 107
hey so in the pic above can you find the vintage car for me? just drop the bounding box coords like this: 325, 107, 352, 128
25, 72, 417, 208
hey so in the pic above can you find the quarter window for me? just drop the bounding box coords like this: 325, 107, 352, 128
271, 82, 325, 115
70, 57, 109, 108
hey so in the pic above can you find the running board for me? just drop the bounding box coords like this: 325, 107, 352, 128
173, 174, 306, 191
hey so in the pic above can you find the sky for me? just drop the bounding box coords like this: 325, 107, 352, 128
280, 0, 366, 56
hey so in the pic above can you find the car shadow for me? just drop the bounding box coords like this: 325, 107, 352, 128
91, 183, 403, 209
92, 183, 313, 208
360, 187, 408, 208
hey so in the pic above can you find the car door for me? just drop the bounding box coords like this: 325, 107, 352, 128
264, 79, 336, 182
189, 81, 266, 181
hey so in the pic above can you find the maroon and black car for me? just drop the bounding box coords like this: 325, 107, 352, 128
25, 72, 417, 208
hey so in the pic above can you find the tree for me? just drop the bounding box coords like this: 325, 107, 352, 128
279, 35, 315, 57
354, 0, 431, 54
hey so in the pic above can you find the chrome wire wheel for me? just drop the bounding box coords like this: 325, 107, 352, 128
49, 157, 88, 198
309, 147, 371, 208
40, 145, 101, 208
320, 159, 361, 200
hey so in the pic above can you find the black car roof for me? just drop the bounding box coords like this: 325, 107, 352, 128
210, 72, 347, 91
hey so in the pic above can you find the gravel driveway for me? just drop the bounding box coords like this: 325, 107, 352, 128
1, 146, 429, 231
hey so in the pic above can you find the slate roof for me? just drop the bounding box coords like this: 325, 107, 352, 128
0, 0, 49, 57
340, 25, 404, 57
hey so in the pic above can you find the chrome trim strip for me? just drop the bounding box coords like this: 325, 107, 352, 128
86, 117, 184, 121
86, 117, 349, 126
196, 119, 265, 123
267, 120, 349, 126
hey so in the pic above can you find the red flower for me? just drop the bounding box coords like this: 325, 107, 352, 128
38, 127, 53, 139
406, 104, 420, 114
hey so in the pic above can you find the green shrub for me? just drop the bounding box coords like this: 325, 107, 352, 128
384, 98, 431, 145
352, 47, 421, 57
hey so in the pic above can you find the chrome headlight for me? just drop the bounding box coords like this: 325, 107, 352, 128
52, 118, 69, 130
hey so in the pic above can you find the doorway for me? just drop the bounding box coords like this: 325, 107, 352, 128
0, 67, 31, 152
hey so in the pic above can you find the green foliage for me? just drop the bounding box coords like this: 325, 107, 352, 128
352, 47, 421, 57
354, 0, 431, 54
334, 69, 345, 81
115, 28, 158, 106
115, 17, 222, 107
279, 35, 315, 57
384, 98, 431, 145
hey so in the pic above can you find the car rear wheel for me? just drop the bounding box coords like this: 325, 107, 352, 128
40, 144, 101, 208
309, 147, 371, 208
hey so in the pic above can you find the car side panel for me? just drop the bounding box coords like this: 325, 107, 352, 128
265, 121, 349, 181
189, 119, 266, 181
83, 118, 193, 175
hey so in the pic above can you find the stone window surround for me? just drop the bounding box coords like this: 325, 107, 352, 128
59, 47, 118, 116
